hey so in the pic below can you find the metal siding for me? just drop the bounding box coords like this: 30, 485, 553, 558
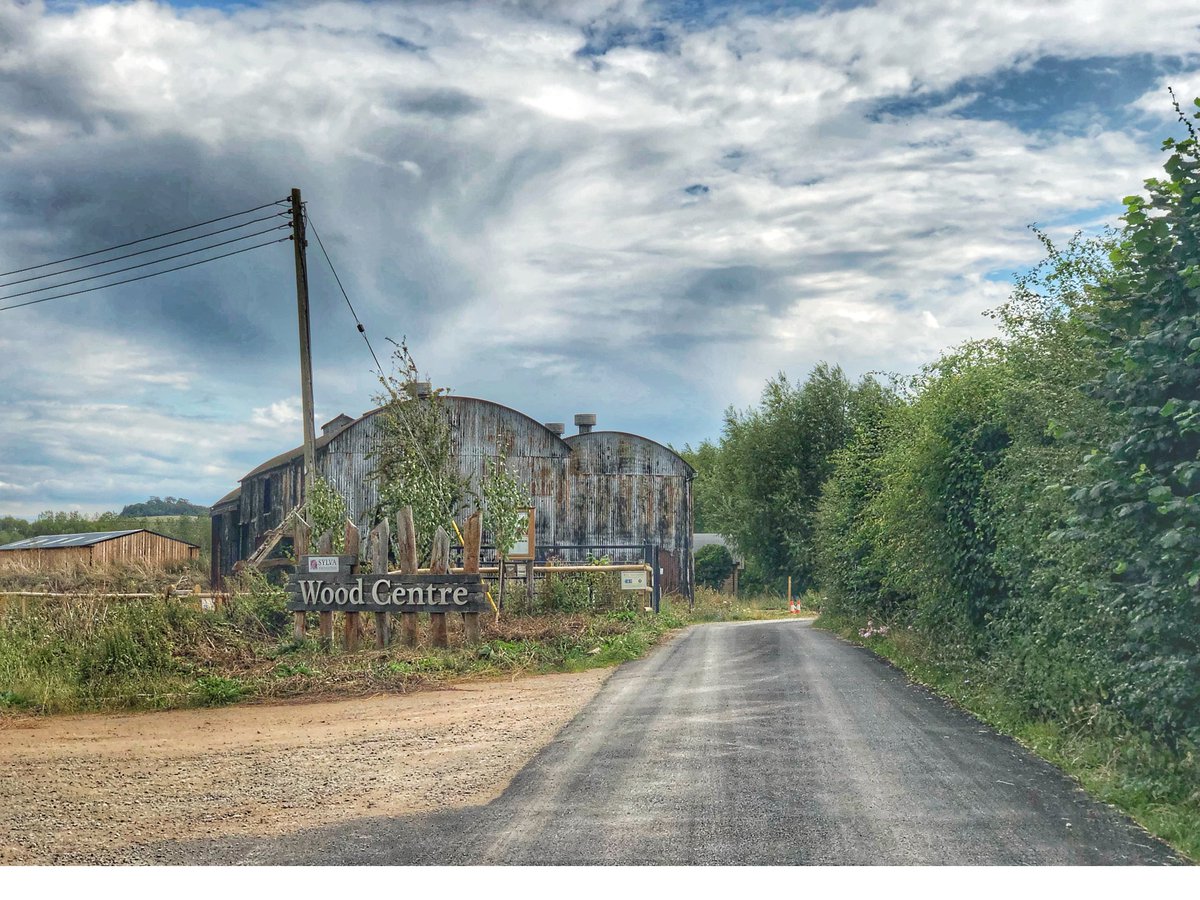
0, 531, 198, 569
214, 400, 694, 596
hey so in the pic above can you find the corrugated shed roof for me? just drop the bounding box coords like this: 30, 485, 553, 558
0, 530, 143, 550
0, 529, 200, 551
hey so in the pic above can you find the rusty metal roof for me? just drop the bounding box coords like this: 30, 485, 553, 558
0, 530, 143, 550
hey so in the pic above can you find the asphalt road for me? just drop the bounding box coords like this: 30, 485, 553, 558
182, 619, 1183, 865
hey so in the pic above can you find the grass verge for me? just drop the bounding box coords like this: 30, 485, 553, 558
815, 612, 1200, 863
0, 584, 788, 717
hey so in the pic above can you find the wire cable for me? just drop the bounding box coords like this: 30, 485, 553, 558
0, 211, 290, 290
0, 198, 290, 279
0, 223, 291, 303
306, 210, 386, 377
0, 235, 290, 313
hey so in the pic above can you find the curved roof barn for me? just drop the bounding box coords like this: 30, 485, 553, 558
210, 396, 694, 597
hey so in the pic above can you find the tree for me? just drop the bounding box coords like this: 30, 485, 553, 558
306, 474, 348, 553
371, 340, 469, 565
1064, 96, 1200, 744
694, 543, 735, 591
481, 444, 532, 609
677, 440, 721, 532
706, 363, 892, 590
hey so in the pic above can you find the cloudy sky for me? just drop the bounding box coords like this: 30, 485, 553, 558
2, 0, 1199, 517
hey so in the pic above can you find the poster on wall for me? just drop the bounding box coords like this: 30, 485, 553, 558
506, 507, 536, 560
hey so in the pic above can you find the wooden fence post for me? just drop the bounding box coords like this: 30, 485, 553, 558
292, 516, 310, 642
317, 530, 334, 649
344, 519, 361, 651
370, 518, 391, 649
429, 526, 450, 648
396, 506, 419, 648
462, 512, 482, 646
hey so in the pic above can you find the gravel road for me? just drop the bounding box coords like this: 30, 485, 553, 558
179, 619, 1183, 865
0, 669, 610, 864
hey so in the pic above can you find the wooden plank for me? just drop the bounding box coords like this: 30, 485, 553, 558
318, 525, 335, 648
344, 519, 361, 652
429, 525, 450, 648
293, 518, 311, 642
462, 511, 482, 646
397, 506, 419, 648
370, 518, 391, 649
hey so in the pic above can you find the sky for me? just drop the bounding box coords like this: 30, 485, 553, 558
2, 0, 1200, 517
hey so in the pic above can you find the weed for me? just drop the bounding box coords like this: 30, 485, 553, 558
193, 675, 246, 706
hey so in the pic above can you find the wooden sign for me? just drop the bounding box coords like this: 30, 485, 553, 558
287, 574, 488, 613
506, 507, 536, 561
287, 558, 487, 613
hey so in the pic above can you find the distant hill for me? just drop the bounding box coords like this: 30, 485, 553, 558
119, 497, 210, 517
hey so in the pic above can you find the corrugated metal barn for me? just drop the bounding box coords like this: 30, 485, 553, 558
0, 530, 200, 567
211, 397, 695, 596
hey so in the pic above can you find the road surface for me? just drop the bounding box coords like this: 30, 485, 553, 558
172, 619, 1183, 864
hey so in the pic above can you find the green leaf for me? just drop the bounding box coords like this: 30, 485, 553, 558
1159, 529, 1184, 549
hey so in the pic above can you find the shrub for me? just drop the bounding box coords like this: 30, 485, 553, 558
694, 544, 735, 590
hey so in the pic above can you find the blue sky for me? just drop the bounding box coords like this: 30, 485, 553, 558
2, 0, 1199, 516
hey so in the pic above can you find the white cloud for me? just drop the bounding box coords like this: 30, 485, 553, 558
1, 0, 1197, 513
251, 398, 302, 430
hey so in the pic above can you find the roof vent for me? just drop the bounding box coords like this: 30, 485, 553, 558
405, 381, 432, 400
545, 422, 566, 437
574, 413, 597, 435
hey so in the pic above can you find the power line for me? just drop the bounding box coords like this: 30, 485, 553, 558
0, 198, 289, 279
0, 235, 290, 313
305, 210, 386, 377
0, 222, 291, 304
0, 211, 290, 290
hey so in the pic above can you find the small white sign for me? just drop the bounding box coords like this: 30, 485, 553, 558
621, 570, 647, 591
307, 556, 340, 573
200, 597, 215, 612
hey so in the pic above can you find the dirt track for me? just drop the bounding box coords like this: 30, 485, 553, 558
0, 669, 610, 865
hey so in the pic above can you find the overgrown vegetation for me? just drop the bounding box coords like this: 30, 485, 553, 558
306, 474, 348, 552
0, 583, 779, 715
693, 543, 735, 590
371, 339, 469, 564
804, 101, 1200, 858
0, 557, 204, 594
673, 102, 1200, 858
481, 444, 533, 608
684, 364, 893, 593
531, 558, 629, 614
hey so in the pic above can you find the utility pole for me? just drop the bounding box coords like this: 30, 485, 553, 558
290, 187, 317, 503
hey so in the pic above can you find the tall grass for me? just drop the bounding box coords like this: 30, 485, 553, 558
0, 579, 798, 717
0, 594, 215, 712
0, 557, 205, 594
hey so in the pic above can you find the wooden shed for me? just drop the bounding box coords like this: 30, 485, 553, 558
211, 397, 695, 597
0, 530, 200, 568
